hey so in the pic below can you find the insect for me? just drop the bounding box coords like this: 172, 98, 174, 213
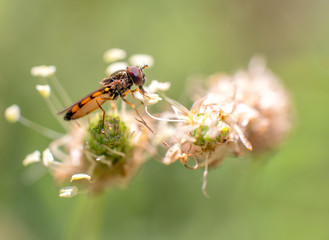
58, 65, 149, 133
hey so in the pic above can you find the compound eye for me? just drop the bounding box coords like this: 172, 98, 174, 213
127, 66, 144, 86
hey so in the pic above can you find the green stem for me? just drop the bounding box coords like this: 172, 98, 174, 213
19, 116, 63, 139
64, 194, 106, 240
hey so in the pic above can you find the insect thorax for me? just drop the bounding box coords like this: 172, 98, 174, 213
101, 71, 134, 96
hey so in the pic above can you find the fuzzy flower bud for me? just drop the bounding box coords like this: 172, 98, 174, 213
5, 104, 21, 123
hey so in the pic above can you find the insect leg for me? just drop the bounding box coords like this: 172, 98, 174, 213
128, 88, 152, 105
95, 97, 119, 134
95, 98, 106, 134
121, 97, 155, 135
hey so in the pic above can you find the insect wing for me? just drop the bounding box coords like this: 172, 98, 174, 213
58, 86, 114, 120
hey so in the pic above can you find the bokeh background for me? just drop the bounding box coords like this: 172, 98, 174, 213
1, 0, 329, 239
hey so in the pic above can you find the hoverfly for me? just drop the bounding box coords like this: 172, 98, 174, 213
58, 65, 149, 132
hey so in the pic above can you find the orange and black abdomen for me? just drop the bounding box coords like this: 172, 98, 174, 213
61, 87, 118, 120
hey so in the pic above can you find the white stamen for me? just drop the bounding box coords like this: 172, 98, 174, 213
42, 148, 56, 167
146, 80, 171, 93
70, 173, 91, 182
36, 85, 51, 98
31, 65, 56, 77
106, 62, 128, 75
23, 150, 41, 166
129, 54, 154, 68
5, 104, 21, 123
133, 91, 162, 105
59, 186, 78, 198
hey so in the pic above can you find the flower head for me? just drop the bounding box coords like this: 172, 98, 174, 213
50, 112, 152, 193
155, 57, 292, 195
8, 50, 292, 198
9, 49, 159, 197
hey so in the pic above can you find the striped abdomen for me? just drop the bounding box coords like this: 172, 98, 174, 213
60, 86, 118, 120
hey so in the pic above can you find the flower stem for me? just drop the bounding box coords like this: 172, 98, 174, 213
65, 194, 106, 240
49, 75, 72, 106
19, 116, 63, 139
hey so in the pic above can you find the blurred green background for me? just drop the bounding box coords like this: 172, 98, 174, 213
1, 0, 329, 239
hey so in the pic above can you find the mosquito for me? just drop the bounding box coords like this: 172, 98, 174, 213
58, 65, 151, 133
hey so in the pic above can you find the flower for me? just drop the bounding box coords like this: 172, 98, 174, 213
207, 56, 292, 152
9, 50, 158, 197
103, 48, 126, 63
105, 62, 128, 75
145, 80, 171, 93
133, 91, 162, 105
155, 57, 292, 195
31, 65, 56, 77
50, 112, 152, 193
8, 49, 292, 198
5, 105, 21, 123
36, 85, 51, 98
129, 54, 154, 68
